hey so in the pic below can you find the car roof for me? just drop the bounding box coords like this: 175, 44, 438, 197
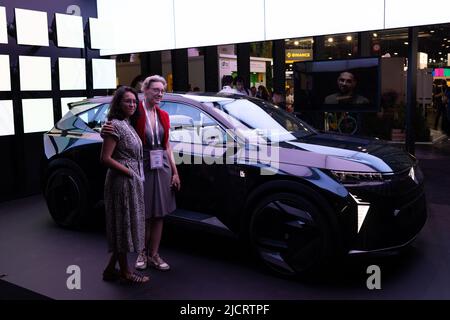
80, 92, 238, 105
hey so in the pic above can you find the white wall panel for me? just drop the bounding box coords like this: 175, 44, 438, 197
22, 98, 54, 133
19, 56, 52, 91
55, 13, 84, 48
15, 8, 49, 46
59, 58, 86, 90
92, 59, 116, 89
0, 7, 7, 44
0, 55, 11, 91
0, 100, 14, 136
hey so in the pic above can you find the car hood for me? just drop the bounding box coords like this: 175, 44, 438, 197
277, 133, 415, 173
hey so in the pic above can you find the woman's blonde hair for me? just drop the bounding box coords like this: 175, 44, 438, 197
141, 75, 167, 92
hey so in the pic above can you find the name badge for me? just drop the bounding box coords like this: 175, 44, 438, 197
150, 150, 164, 169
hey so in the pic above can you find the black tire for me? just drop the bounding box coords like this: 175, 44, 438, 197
44, 167, 90, 228
249, 192, 338, 278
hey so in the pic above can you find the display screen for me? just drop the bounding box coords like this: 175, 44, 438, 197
174, 0, 264, 49
22, 98, 54, 133
0, 55, 11, 91
385, 0, 450, 29
55, 13, 84, 49
19, 56, 52, 91
92, 59, 116, 89
61, 97, 86, 116
0, 100, 15, 136
15, 8, 49, 47
265, 0, 384, 40
0, 6, 7, 44
59, 58, 86, 90
96, 0, 175, 55
294, 57, 380, 112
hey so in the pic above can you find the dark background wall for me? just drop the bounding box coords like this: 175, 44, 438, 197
0, 0, 99, 202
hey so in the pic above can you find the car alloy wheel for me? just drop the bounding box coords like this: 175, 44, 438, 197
249, 192, 335, 277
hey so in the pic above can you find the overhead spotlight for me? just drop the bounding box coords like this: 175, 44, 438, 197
328, 57, 332, 59
373, 33, 378, 37
327, 37, 333, 43
394, 52, 398, 55
294, 41, 299, 46
404, 41, 409, 45
348, 53, 352, 56
346, 36, 352, 41
439, 52, 442, 54
430, 30, 435, 33
440, 57, 444, 61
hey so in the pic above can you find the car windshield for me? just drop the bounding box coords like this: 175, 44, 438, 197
209, 97, 316, 142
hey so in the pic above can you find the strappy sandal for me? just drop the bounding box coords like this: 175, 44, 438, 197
120, 272, 150, 284
102, 268, 121, 282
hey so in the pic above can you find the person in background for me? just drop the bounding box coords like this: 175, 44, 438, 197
250, 86, 257, 97
219, 75, 239, 94
286, 87, 294, 112
234, 76, 250, 96
256, 85, 270, 101
272, 89, 286, 110
101, 86, 149, 284
324, 71, 369, 105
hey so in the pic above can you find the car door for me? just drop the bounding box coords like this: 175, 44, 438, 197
160, 101, 236, 216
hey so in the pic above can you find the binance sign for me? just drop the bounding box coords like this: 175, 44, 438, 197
285, 49, 312, 63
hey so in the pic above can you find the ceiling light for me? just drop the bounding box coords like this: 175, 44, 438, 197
394, 52, 398, 55
310, 39, 314, 44
294, 41, 299, 46
404, 42, 409, 45
348, 53, 352, 56
328, 57, 332, 59
439, 52, 442, 54
440, 57, 444, 61
430, 30, 435, 33
373, 33, 378, 37
346, 36, 352, 41
328, 37, 333, 43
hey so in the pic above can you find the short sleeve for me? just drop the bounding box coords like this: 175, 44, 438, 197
109, 119, 121, 141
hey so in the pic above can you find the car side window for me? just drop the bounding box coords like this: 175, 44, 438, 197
78, 104, 110, 130
160, 102, 226, 145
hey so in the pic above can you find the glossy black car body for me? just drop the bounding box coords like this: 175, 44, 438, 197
42, 93, 427, 276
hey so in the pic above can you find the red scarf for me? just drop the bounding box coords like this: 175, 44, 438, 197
135, 100, 170, 149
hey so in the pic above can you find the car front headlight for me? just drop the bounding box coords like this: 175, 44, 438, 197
330, 170, 385, 185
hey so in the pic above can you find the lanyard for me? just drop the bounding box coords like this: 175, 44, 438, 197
143, 100, 161, 146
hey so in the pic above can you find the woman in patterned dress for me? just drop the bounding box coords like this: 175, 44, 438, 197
101, 86, 149, 283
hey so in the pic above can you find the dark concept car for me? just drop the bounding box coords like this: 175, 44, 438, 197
42, 93, 427, 276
